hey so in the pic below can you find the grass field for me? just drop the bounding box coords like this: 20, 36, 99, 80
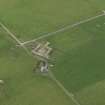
48, 15, 105, 105
0, 29, 74, 105
0, 0, 105, 105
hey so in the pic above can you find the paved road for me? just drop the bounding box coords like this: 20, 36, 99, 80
49, 70, 81, 105
22, 13, 105, 45
0, 22, 31, 55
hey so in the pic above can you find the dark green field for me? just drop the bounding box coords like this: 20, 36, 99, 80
0, 0, 105, 105
0, 29, 74, 105
48, 16, 105, 105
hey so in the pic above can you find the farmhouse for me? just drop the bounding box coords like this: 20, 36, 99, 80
32, 41, 52, 60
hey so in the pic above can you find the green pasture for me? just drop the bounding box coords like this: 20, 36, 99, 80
0, 0, 105, 41
48, 15, 105, 105
0, 0, 105, 105
0, 29, 74, 105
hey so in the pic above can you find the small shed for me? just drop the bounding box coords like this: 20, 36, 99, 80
0, 80, 4, 84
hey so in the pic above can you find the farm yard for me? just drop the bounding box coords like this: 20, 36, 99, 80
0, 0, 105, 105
